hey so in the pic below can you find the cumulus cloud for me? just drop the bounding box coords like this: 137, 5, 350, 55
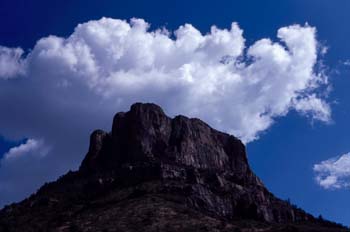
0, 18, 331, 206
314, 153, 350, 189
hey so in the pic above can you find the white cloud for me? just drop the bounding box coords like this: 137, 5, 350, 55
314, 153, 350, 189
0, 46, 25, 79
0, 18, 331, 206
3, 139, 48, 160
293, 94, 331, 122
0, 139, 51, 206
343, 60, 350, 66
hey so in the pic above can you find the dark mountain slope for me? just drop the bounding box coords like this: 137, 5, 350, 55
0, 103, 347, 232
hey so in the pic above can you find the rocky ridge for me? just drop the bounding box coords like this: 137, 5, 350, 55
0, 103, 347, 232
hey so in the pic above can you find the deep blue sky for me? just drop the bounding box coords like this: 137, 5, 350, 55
1, 0, 350, 226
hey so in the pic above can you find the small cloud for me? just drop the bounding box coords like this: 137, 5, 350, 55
3, 139, 48, 160
0, 139, 51, 206
293, 94, 331, 123
320, 46, 328, 56
313, 153, 350, 189
343, 60, 350, 66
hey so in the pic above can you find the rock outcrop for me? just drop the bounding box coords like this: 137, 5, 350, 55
0, 103, 347, 232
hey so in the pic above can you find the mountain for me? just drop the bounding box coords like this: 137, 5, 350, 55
0, 103, 347, 232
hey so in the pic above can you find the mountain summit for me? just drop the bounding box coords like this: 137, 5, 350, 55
0, 103, 347, 232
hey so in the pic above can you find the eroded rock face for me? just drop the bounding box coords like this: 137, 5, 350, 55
0, 103, 346, 232
79, 103, 303, 223
81, 103, 249, 176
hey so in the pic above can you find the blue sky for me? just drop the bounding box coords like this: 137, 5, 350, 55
1, 0, 350, 226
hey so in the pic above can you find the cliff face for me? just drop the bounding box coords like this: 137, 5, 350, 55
79, 103, 302, 223
81, 103, 249, 174
0, 103, 346, 232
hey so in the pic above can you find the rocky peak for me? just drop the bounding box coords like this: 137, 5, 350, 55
78, 103, 283, 222
1, 103, 346, 232
80, 103, 251, 181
